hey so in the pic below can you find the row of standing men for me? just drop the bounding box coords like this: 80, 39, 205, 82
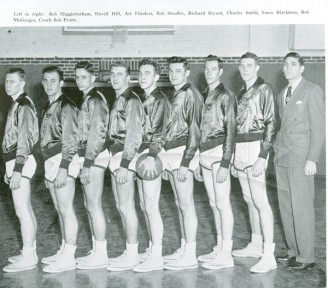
1, 52, 325, 274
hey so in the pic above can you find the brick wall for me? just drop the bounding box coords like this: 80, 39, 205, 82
0, 56, 325, 82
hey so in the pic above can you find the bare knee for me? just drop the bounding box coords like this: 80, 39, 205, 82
58, 203, 73, 217
209, 199, 216, 210
242, 193, 253, 206
144, 202, 159, 218
178, 200, 195, 214
85, 200, 101, 215
215, 199, 230, 212
252, 196, 269, 211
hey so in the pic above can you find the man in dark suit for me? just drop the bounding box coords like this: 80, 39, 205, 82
274, 52, 325, 270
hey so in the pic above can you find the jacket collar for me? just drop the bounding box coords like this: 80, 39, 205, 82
239, 77, 264, 98
204, 83, 224, 95
175, 83, 191, 94
119, 87, 132, 98
86, 87, 98, 97
143, 87, 160, 100
14, 92, 27, 103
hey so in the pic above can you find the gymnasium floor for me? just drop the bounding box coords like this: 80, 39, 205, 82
0, 172, 326, 288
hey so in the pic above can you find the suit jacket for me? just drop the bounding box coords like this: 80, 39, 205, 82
274, 78, 325, 167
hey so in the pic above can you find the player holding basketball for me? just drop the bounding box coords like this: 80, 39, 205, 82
133, 59, 171, 273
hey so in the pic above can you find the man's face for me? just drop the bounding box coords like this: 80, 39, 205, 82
238, 58, 259, 82
110, 66, 130, 91
283, 57, 304, 81
204, 60, 222, 86
5, 73, 24, 97
75, 68, 95, 93
42, 71, 63, 97
169, 63, 189, 87
138, 64, 159, 90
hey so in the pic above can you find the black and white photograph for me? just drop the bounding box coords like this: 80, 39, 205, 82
0, 1, 326, 287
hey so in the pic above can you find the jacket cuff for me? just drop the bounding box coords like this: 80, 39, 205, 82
258, 147, 269, 159
180, 157, 191, 168
120, 158, 131, 169
13, 162, 24, 173
59, 159, 70, 169
148, 148, 159, 158
83, 158, 93, 168
220, 159, 230, 169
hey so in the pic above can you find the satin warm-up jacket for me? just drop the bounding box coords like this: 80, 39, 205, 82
77, 87, 110, 168
2, 92, 39, 172
164, 83, 203, 167
200, 83, 237, 168
139, 88, 171, 158
236, 77, 277, 159
40, 94, 80, 169
107, 88, 143, 168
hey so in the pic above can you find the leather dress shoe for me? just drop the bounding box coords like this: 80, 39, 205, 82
276, 255, 296, 264
288, 261, 315, 270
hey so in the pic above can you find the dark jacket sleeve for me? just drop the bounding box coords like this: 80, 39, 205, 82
306, 85, 325, 162
83, 95, 109, 168
59, 101, 79, 169
14, 104, 38, 172
148, 97, 171, 158
120, 97, 143, 168
258, 84, 277, 159
180, 90, 202, 167
221, 92, 237, 168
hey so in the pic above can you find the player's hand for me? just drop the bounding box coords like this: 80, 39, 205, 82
304, 160, 316, 176
177, 166, 188, 182
116, 167, 128, 185
54, 168, 68, 189
10, 171, 22, 190
252, 158, 266, 177
80, 167, 90, 185
216, 166, 229, 183
194, 165, 203, 182
138, 156, 157, 179
162, 170, 169, 180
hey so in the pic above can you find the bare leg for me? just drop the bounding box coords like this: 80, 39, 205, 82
47, 181, 65, 240
211, 163, 233, 240
172, 170, 197, 243
202, 167, 222, 238
137, 178, 151, 241
82, 167, 106, 241
237, 171, 261, 235
115, 171, 138, 244
247, 171, 273, 243
12, 178, 36, 248
54, 177, 78, 245
168, 172, 186, 240
142, 176, 163, 246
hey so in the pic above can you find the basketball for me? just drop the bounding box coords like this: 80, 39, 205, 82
136, 154, 163, 181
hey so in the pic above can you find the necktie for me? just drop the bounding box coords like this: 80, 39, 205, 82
285, 86, 292, 105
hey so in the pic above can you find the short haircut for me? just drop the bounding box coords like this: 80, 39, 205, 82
205, 55, 223, 69
284, 52, 304, 66
110, 61, 131, 75
241, 52, 259, 64
75, 61, 95, 74
42, 66, 64, 81
139, 59, 161, 75
167, 56, 190, 71
6, 68, 25, 80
